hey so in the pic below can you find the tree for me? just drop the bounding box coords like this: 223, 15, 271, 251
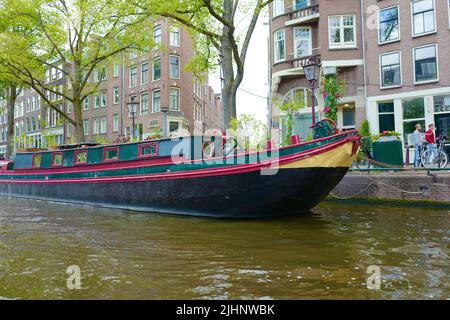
279, 98, 305, 146
0, 0, 155, 142
0, 64, 23, 158
230, 114, 268, 150
139, 0, 273, 129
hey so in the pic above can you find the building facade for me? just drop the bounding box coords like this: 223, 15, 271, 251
0, 19, 222, 158
364, 0, 450, 157
74, 18, 222, 144
269, 0, 450, 160
269, 0, 366, 144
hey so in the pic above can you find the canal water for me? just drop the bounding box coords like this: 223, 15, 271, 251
0, 196, 448, 300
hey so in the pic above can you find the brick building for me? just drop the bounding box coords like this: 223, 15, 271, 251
268, 0, 450, 161
0, 19, 222, 158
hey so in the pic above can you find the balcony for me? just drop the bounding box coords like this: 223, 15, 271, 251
286, 0, 320, 26
290, 53, 321, 69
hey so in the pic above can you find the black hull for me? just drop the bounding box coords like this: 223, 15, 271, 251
0, 167, 348, 218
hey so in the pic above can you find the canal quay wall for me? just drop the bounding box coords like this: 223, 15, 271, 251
330, 171, 450, 207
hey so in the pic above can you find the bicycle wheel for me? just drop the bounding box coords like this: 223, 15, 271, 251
421, 149, 448, 168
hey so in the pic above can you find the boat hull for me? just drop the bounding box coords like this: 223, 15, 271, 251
0, 166, 348, 218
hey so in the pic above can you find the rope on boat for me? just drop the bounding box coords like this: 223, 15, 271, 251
329, 169, 426, 200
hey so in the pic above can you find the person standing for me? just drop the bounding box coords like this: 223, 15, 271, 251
425, 123, 436, 164
412, 124, 423, 167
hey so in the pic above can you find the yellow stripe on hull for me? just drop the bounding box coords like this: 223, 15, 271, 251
280, 141, 358, 169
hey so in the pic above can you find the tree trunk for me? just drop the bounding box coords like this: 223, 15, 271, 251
73, 98, 85, 143
6, 85, 18, 159
221, 1, 237, 129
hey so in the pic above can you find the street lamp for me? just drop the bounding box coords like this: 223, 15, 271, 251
127, 96, 138, 140
301, 56, 321, 126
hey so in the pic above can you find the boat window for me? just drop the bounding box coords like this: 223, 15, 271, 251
139, 142, 159, 158
32, 154, 42, 168
104, 147, 119, 161
74, 150, 88, 165
52, 152, 63, 167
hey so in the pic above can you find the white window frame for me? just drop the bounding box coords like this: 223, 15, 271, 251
378, 5, 400, 45
413, 43, 439, 85
411, 0, 436, 38
113, 87, 120, 105
379, 51, 402, 89
83, 119, 89, 136
113, 62, 120, 78
83, 96, 90, 111
273, 29, 286, 63
328, 15, 357, 49
293, 26, 312, 58
169, 88, 180, 111
101, 92, 107, 108
141, 62, 149, 84
113, 114, 119, 133
152, 90, 161, 113
153, 57, 161, 81
100, 117, 107, 134
130, 66, 137, 88
154, 26, 162, 45
169, 55, 180, 79
140, 92, 149, 114
170, 25, 180, 47
273, 0, 284, 17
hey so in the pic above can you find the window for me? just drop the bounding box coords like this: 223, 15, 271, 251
113, 113, 119, 132
434, 95, 450, 113
379, 6, 399, 43
169, 121, 179, 133
170, 88, 180, 111
52, 152, 63, 167
328, 15, 356, 49
83, 119, 89, 136
154, 26, 162, 45
67, 123, 73, 137
138, 142, 159, 158
101, 92, 107, 108
378, 102, 395, 133
74, 150, 88, 165
294, 0, 310, 11
130, 49, 138, 59
411, 0, 435, 36
141, 63, 149, 84
169, 55, 180, 79
380, 52, 401, 88
153, 58, 161, 81
113, 87, 120, 104
67, 102, 73, 114
141, 93, 149, 114
273, 29, 286, 63
83, 96, 89, 110
93, 118, 100, 134
114, 62, 120, 77
342, 107, 355, 128
130, 66, 137, 87
100, 117, 107, 134
94, 95, 100, 109
294, 27, 311, 58
152, 90, 161, 112
414, 44, 438, 83
32, 154, 42, 168
170, 25, 180, 47
273, 0, 284, 17
403, 98, 426, 144
103, 147, 119, 161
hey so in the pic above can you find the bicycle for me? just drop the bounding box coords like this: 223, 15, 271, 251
420, 135, 448, 169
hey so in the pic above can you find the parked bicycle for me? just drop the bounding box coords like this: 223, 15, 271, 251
420, 135, 448, 169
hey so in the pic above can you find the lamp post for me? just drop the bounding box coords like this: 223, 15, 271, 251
127, 96, 138, 140
301, 56, 321, 126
